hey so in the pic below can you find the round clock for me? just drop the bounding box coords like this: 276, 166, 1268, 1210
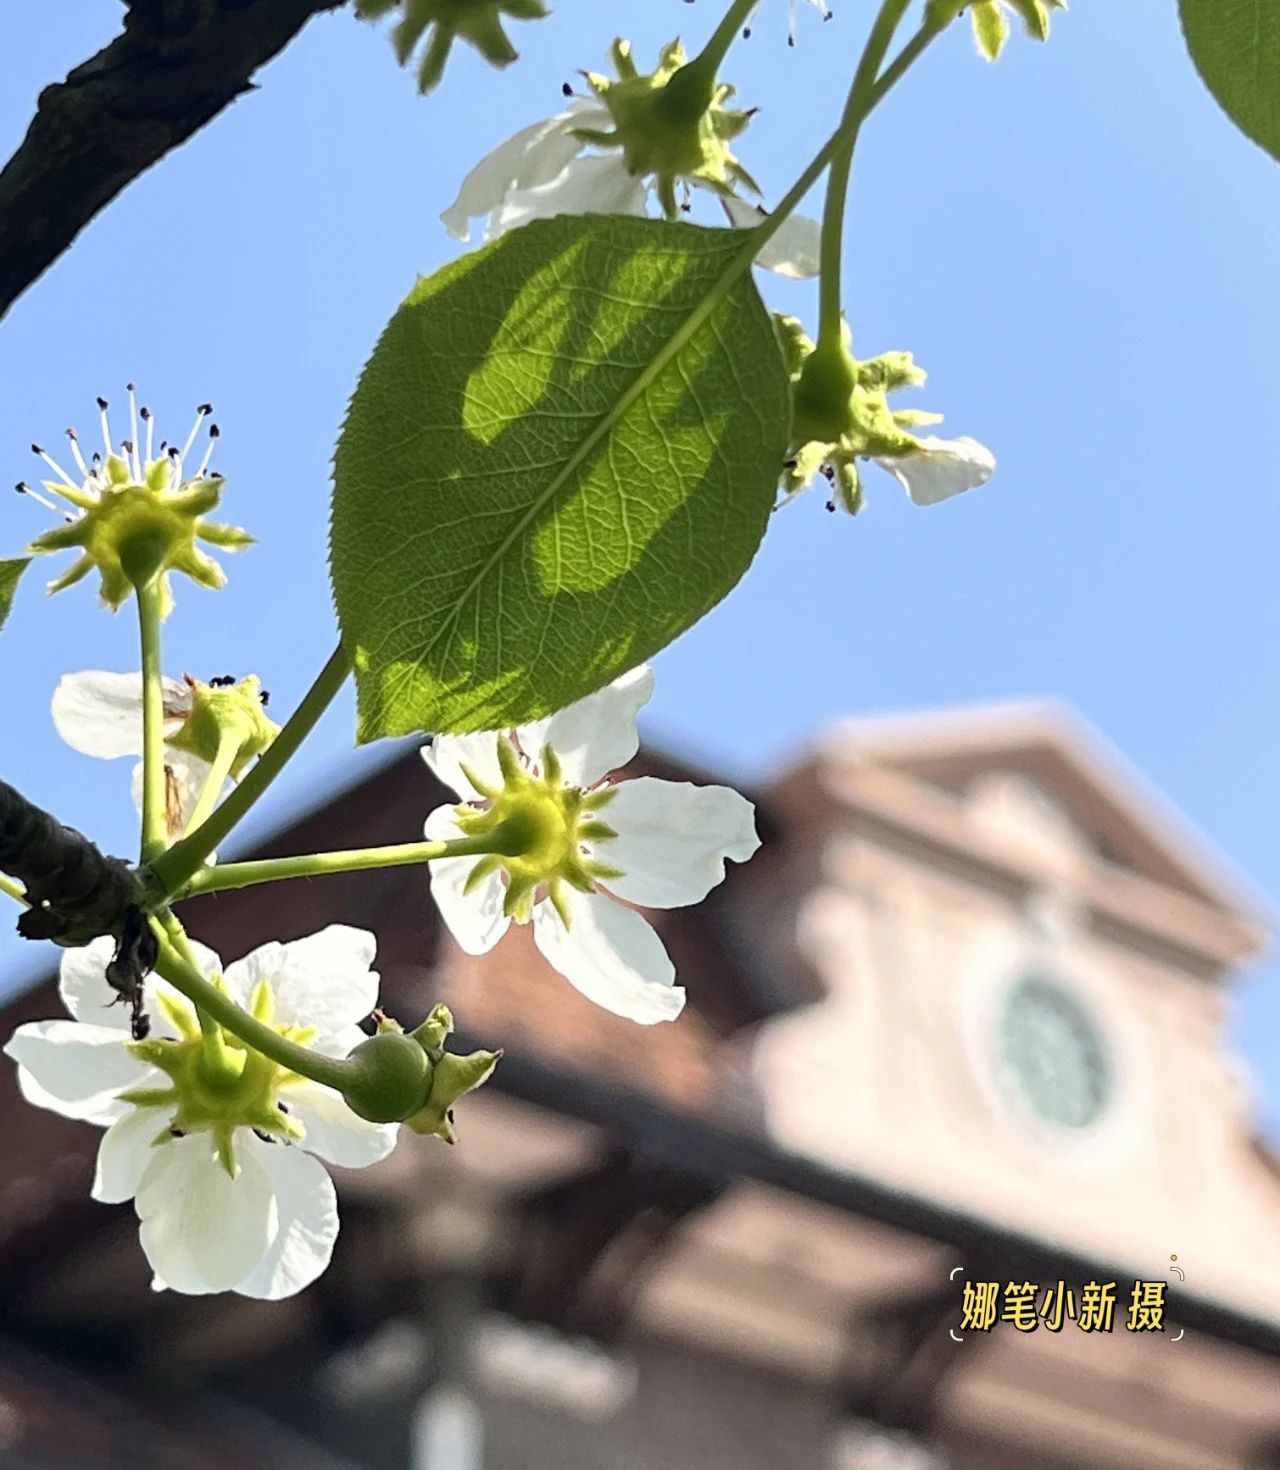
996, 973, 1112, 1130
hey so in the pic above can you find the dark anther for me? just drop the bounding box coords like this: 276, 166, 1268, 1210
788, 34, 795, 46
208, 424, 220, 440
253, 1129, 278, 1144
30, 444, 43, 456
169, 1127, 185, 1138
562, 82, 573, 96
65, 428, 77, 440
277, 1101, 290, 1114
209, 471, 225, 481
139, 406, 152, 421
825, 499, 836, 513
259, 690, 270, 706
168, 446, 180, 459
126, 382, 135, 392
743, 26, 751, 38
14, 482, 27, 494
96, 397, 109, 410
121, 439, 133, 454
209, 674, 235, 688
783, 458, 797, 470
197, 403, 213, 416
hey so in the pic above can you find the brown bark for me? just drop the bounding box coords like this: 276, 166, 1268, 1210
0, 0, 348, 322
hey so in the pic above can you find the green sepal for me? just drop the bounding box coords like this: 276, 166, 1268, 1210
357, 0, 549, 95
970, 1, 1010, 61
405, 1048, 502, 1143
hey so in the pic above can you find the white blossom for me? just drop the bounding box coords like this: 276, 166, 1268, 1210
52, 670, 220, 841
423, 668, 760, 1025
3, 927, 397, 1298
442, 101, 820, 280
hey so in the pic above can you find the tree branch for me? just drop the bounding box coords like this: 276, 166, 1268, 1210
0, 778, 140, 945
0, 0, 348, 322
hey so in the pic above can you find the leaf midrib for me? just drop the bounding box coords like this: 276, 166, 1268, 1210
396, 221, 771, 679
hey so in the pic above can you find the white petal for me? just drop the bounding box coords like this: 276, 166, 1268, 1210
718, 195, 821, 280
94, 1104, 175, 1203
425, 804, 510, 954
5, 1020, 144, 1123
51, 671, 188, 759
493, 152, 651, 236
874, 435, 996, 506
532, 888, 685, 1024
287, 1080, 399, 1169
58, 936, 128, 1027
518, 665, 654, 789
423, 731, 504, 800
440, 106, 602, 241
233, 1142, 338, 1300
59, 934, 216, 1039
225, 926, 379, 1034
600, 778, 760, 909
136, 1133, 276, 1295
129, 749, 219, 844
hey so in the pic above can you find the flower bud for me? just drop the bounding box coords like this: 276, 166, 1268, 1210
342, 1031, 434, 1123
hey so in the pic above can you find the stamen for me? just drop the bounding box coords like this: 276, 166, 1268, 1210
195, 423, 219, 479
15, 480, 67, 516
96, 396, 111, 457
140, 405, 155, 464
32, 444, 77, 489
181, 403, 212, 462
127, 383, 141, 479
64, 428, 89, 478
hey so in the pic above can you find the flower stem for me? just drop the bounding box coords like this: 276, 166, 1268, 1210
156, 910, 236, 1076
181, 735, 238, 840
180, 833, 504, 898
137, 577, 169, 866
690, 0, 760, 79
741, 10, 948, 266
148, 643, 350, 898
817, 0, 913, 346
150, 918, 351, 1093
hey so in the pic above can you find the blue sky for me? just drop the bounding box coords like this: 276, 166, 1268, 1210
2, 3, 1278, 1126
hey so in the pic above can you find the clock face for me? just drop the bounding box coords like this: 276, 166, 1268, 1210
996, 974, 1111, 1130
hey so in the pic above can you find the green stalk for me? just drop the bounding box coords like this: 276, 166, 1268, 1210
691, 0, 760, 78
150, 920, 351, 1092
137, 577, 169, 865
181, 735, 239, 840
180, 833, 503, 898
149, 644, 350, 896
817, 0, 914, 344
736, 11, 949, 267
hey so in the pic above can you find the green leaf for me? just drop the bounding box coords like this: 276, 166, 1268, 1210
330, 215, 790, 740
0, 558, 29, 631
1179, 0, 1280, 162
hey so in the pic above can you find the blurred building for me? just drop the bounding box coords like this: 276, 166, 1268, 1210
1, 701, 1279, 1469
